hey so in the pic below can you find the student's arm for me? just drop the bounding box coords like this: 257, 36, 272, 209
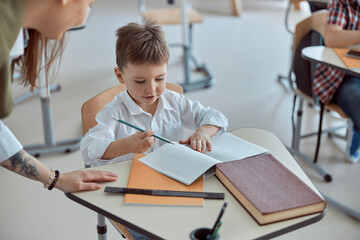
180, 124, 220, 153
324, 24, 360, 47
323, 0, 360, 47
101, 131, 155, 160
0, 149, 118, 192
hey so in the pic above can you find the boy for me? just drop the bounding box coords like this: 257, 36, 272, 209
80, 20, 228, 167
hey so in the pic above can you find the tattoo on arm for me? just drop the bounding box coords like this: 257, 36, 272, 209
1, 150, 39, 180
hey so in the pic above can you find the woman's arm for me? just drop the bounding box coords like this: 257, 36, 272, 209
0, 149, 118, 192
324, 24, 360, 47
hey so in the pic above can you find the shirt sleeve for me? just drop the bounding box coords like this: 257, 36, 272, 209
327, 0, 347, 28
177, 94, 228, 133
80, 103, 117, 166
0, 120, 23, 162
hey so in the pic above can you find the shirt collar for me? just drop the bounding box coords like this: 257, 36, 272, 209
120, 89, 175, 115
161, 89, 176, 111
120, 90, 145, 115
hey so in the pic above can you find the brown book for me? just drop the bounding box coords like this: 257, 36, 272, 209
215, 154, 326, 225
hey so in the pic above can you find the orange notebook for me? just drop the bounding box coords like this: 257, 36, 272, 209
333, 48, 360, 69
123, 154, 204, 206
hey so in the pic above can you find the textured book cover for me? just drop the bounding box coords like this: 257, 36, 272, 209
124, 154, 204, 206
216, 154, 325, 225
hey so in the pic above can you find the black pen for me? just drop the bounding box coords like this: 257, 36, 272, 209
207, 202, 227, 240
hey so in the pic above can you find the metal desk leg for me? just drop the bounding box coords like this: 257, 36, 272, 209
23, 68, 81, 157
179, 0, 215, 92
322, 193, 360, 221
97, 214, 108, 240
287, 97, 332, 182
13, 84, 61, 106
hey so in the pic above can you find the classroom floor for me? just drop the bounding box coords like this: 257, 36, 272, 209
1, 0, 359, 239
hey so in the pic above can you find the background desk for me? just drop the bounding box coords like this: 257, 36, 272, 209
301, 46, 360, 221
302, 46, 360, 78
66, 128, 325, 239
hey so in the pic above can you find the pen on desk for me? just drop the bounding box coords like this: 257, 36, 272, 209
112, 117, 174, 144
207, 202, 227, 240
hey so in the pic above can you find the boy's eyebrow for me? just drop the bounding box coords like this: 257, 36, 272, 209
156, 73, 166, 77
132, 73, 166, 79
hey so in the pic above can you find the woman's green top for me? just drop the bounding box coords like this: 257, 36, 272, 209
0, 0, 25, 118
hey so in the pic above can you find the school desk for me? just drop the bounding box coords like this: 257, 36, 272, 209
301, 46, 360, 221
302, 46, 360, 78
65, 128, 326, 239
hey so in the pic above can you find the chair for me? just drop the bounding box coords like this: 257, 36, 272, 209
81, 82, 184, 240
278, 0, 329, 89
138, 0, 215, 92
287, 10, 353, 182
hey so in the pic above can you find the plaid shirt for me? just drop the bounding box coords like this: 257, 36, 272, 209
313, 0, 360, 104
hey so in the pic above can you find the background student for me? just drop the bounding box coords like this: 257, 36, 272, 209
0, 0, 118, 193
313, 0, 360, 163
80, 20, 228, 166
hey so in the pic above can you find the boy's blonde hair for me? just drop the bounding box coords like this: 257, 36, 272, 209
115, 20, 169, 70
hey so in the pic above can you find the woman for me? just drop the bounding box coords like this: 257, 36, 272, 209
0, 0, 117, 192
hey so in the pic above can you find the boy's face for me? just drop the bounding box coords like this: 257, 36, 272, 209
114, 63, 167, 113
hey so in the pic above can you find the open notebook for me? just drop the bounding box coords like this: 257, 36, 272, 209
139, 132, 268, 185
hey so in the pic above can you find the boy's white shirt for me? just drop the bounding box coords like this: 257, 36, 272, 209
80, 89, 228, 167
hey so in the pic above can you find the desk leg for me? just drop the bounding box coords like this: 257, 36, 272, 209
287, 97, 332, 182
13, 84, 61, 106
23, 89, 82, 157
231, 0, 242, 17
322, 193, 360, 221
179, 0, 215, 92
22, 66, 81, 157
97, 214, 107, 240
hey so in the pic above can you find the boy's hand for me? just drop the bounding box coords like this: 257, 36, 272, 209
102, 130, 156, 159
127, 130, 156, 153
179, 125, 220, 153
179, 134, 211, 153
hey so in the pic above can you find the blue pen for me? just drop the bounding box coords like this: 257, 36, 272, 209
112, 117, 174, 144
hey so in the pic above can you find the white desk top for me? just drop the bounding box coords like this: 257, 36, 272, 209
302, 46, 360, 77
66, 128, 325, 240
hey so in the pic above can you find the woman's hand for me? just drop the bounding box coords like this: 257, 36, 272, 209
55, 170, 118, 193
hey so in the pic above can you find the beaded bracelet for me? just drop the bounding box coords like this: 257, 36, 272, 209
44, 170, 60, 190
44, 170, 55, 189
48, 170, 60, 191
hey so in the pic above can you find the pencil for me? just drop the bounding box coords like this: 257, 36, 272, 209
112, 117, 174, 144
209, 221, 222, 240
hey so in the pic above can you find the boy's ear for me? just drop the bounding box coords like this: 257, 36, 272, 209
114, 67, 125, 84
